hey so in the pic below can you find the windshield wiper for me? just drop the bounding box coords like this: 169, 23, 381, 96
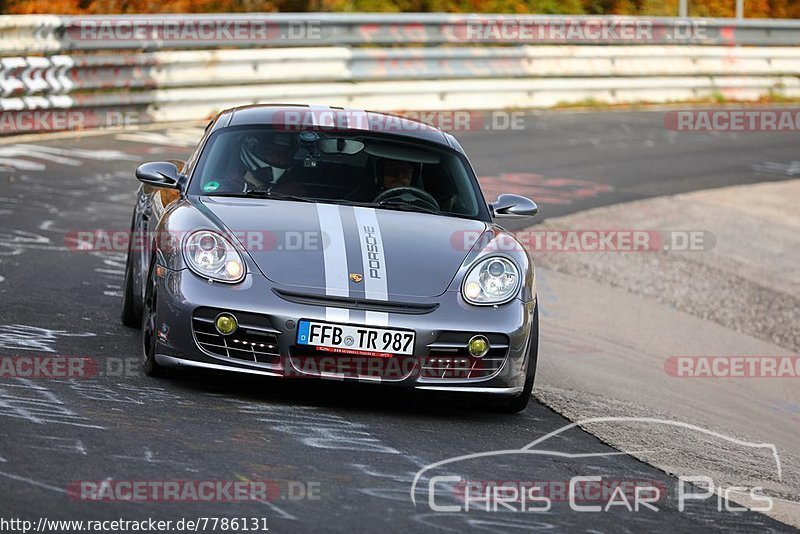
376, 199, 438, 215
241, 189, 313, 203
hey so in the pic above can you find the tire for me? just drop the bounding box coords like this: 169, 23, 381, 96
120, 213, 142, 328
141, 264, 166, 377
493, 303, 539, 414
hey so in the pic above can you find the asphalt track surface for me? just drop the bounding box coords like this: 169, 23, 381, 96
1, 109, 798, 532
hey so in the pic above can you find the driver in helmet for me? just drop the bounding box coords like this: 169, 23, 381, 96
239, 132, 295, 189
369, 157, 440, 210
347, 157, 417, 203
378, 158, 416, 190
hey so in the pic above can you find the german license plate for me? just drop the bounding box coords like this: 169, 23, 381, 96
297, 320, 415, 356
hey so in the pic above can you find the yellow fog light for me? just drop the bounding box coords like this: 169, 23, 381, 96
215, 313, 238, 335
468, 335, 489, 358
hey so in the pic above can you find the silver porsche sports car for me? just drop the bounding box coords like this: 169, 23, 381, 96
121, 104, 540, 412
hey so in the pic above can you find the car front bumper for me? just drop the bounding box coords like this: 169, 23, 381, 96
152, 267, 537, 395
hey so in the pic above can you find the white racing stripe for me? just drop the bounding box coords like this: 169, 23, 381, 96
364, 311, 389, 328
354, 207, 389, 327
316, 203, 349, 322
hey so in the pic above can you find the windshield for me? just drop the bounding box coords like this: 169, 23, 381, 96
188, 126, 484, 218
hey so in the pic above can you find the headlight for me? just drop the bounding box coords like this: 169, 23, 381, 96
462, 256, 520, 305
183, 230, 245, 283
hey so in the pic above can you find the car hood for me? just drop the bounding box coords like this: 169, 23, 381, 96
198, 196, 487, 299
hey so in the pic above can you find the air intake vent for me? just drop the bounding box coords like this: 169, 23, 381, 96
423, 333, 509, 380
192, 309, 280, 363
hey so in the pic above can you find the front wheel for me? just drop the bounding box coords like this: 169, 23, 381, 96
493, 303, 539, 413
141, 265, 166, 377
120, 213, 142, 328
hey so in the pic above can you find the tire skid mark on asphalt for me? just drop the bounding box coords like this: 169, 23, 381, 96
229, 394, 580, 527
0, 197, 62, 219
8, 173, 136, 224
15, 170, 134, 201
359, 487, 418, 503
102, 283, 122, 298
0, 230, 66, 256
258, 500, 299, 522
351, 463, 424, 484
0, 324, 95, 353
1, 166, 140, 301
410, 512, 560, 532
88, 251, 126, 298
0, 144, 138, 174
27, 435, 88, 456
110, 447, 198, 471
66, 380, 193, 406
1, 167, 137, 299
233, 396, 459, 524
193, 404, 305, 521
233, 401, 446, 520
114, 128, 205, 148
355, 461, 435, 504
231, 401, 401, 454
0, 470, 68, 494
230, 400, 448, 515
751, 161, 800, 176
0, 158, 45, 172
350, 452, 446, 507
0, 378, 105, 429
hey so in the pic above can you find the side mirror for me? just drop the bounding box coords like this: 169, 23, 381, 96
489, 194, 538, 218
135, 161, 182, 189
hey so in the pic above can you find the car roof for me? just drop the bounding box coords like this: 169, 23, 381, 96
214, 104, 454, 148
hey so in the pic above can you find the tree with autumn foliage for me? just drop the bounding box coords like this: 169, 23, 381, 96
4, 0, 799, 17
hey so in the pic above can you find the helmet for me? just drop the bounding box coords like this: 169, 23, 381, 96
375, 157, 420, 190
240, 132, 295, 171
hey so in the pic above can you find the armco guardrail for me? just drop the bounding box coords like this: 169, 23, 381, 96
4, 14, 800, 53
1, 14, 800, 133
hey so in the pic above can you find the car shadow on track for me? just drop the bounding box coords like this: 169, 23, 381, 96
155, 367, 533, 421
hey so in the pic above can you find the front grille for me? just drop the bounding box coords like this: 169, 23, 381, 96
422, 333, 509, 380
192, 308, 281, 363
288, 345, 418, 381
